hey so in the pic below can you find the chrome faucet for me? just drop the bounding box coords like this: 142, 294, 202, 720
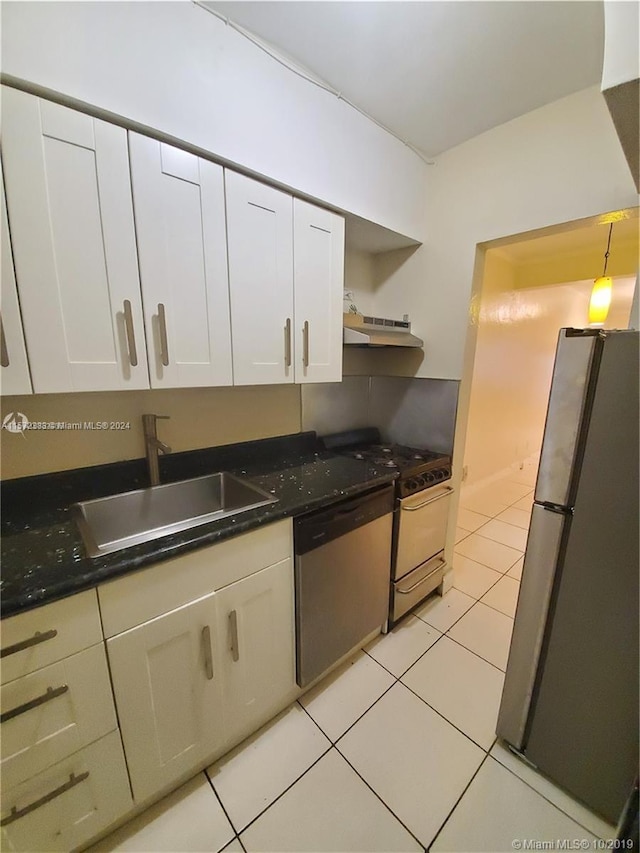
142, 414, 172, 486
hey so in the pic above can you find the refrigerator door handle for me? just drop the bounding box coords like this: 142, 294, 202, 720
496, 503, 567, 749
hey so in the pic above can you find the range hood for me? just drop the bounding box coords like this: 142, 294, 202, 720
343, 313, 423, 348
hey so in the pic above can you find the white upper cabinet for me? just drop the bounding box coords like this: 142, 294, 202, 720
225, 171, 345, 386
293, 199, 344, 383
1, 162, 32, 396
1, 87, 148, 393
225, 171, 294, 386
129, 134, 233, 388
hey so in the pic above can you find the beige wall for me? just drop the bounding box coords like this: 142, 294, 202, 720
1, 385, 301, 480
462, 251, 634, 487
367, 86, 638, 381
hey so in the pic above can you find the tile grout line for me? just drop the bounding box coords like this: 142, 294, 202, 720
452, 537, 524, 573
426, 750, 492, 851
203, 768, 248, 851
332, 743, 428, 852
397, 675, 496, 754
442, 632, 508, 675
221, 742, 334, 841
489, 751, 611, 841
473, 595, 518, 621
452, 559, 518, 608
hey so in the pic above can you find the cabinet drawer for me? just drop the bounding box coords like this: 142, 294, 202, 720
1, 644, 118, 792
99, 519, 292, 637
1, 591, 103, 685
0, 730, 132, 852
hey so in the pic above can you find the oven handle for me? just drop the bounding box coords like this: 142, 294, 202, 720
401, 485, 454, 511
397, 558, 447, 593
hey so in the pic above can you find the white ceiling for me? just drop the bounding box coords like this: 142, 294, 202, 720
202, 1, 604, 157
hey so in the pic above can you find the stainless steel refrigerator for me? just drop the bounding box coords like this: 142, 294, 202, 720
496, 327, 639, 827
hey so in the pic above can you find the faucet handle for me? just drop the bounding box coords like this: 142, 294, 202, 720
155, 415, 170, 420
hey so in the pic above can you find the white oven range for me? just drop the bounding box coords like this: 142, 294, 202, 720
322, 428, 453, 627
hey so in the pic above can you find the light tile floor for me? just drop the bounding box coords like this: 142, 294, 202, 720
92, 465, 616, 852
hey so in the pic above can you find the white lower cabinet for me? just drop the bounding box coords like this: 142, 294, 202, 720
1, 644, 118, 792
104, 522, 297, 803
106, 592, 224, 803
1, 522, 297, 848
0, 730, 132, 853
215, 557, 296, 745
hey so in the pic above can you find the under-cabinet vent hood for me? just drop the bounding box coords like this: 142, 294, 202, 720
343, 314, 423, 348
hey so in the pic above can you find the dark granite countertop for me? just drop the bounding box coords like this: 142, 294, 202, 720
1, 432, 397, 618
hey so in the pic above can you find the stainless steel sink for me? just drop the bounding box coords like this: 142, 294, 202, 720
71, 472, 277, 558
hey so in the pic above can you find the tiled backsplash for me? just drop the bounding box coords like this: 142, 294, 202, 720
302, 376, 459, 453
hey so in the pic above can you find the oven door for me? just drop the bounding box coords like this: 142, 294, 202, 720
394, 483, 453, 580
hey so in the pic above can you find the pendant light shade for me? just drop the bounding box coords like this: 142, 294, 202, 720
589, 276, 613, 325
588, 223, 614, 326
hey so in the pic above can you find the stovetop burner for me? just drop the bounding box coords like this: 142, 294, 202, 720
322, 429, 452, 498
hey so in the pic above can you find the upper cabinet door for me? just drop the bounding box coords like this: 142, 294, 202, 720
129, 135, 232, 388
225, 171, 294, 386
1, 162, 32, 396
1, 87, 148, 393
293, 200, 344, 384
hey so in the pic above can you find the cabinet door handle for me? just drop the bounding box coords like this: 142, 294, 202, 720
0, 771, 89, 827
302, 320, 310, 367
1, 684, 69, 724
0, 312, 9, 368
229, 610, 240, 662
158, 303, 170, 366
123, 299, 138, 367
202, 625, 214, 680
0, 629, 58, 659
284, 318, 292, 368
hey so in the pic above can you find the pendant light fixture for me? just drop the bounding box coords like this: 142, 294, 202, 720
589, 223, 613, 325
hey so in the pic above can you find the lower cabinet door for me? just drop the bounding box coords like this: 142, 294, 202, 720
106, 592, 224, 802
0, 730, 132, 853
216, 558, 296, 744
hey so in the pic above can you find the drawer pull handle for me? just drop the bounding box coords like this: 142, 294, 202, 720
397, 559, 446, 594
402, 486, 454, 511
0, 312, 9, 368
1, 684, 69, 724
202, 626, 214, 680
302, 320, 310, 367
158, 303, 170, 366
123, 299, 138, 367
0, 771, 89, 826
285, 318, 292, 368
229, 610, 240, 662
0, 629, 58, 659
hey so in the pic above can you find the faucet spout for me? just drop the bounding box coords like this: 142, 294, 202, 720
142, 414, 171, 486
149, 437, 172, 455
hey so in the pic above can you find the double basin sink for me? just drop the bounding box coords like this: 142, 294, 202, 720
71, 472, 277, 558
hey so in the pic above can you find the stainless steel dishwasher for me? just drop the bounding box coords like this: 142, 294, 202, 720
294, 485, 394, 687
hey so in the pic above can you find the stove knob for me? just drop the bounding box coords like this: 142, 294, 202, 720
406, 479, 418, 493
434, 469, 444, 481
425, 472, 436, 483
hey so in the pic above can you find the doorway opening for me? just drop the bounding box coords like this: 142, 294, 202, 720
450, 207, 638, 552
